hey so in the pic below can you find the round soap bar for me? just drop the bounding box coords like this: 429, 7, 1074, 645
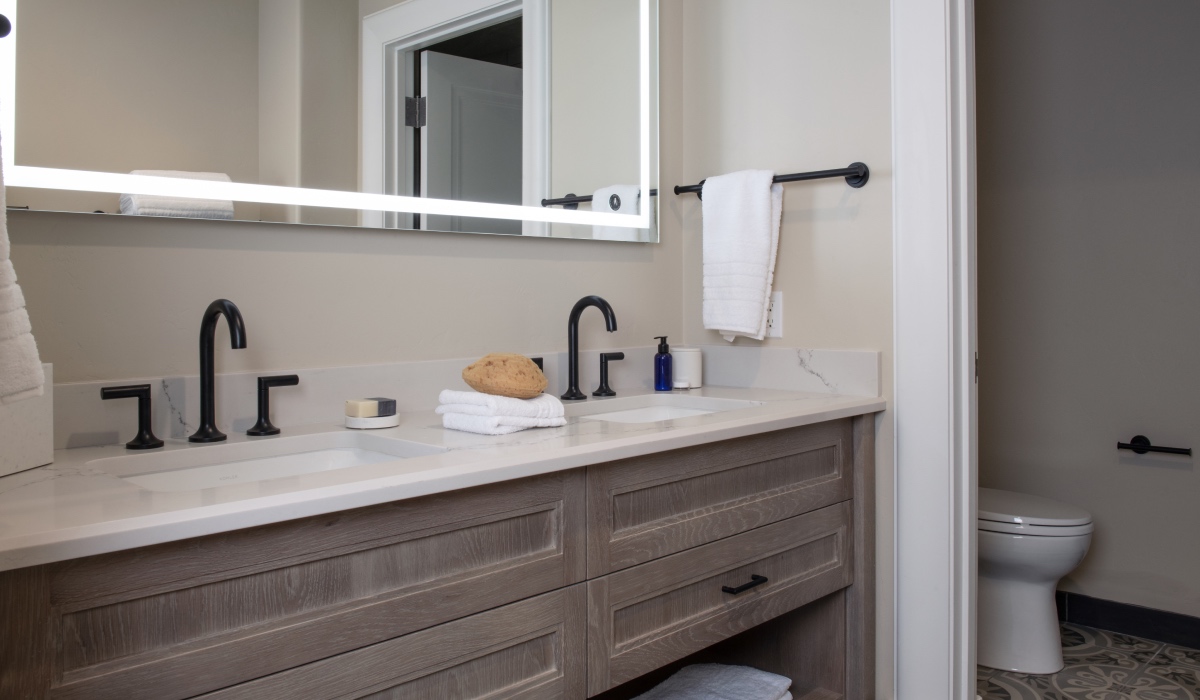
462, 353, 547, 399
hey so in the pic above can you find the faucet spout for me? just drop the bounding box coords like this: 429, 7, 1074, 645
189, 299, 247, 443
562, 295, 618, 401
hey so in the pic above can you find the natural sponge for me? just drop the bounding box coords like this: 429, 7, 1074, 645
462, 353, 547, 399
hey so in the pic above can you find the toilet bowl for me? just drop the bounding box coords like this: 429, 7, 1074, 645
977, 488, 1093, 674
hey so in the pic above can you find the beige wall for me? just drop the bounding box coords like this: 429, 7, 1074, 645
550, 0, 640, 199
673, 2, 894, 691
977, 0, 1200, 617
8, 208, 683, 382
297, 0, 360, 226
11, 0, 262, 219
12, 0, 358, 225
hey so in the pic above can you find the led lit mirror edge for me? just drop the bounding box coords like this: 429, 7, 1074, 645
0, 0, 656, 235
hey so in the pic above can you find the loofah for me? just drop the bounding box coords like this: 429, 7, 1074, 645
462, 353, 547, 399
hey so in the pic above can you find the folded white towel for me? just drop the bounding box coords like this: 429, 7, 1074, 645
633, 664, 792, 700
439, 411, 567, 436
436, 391, 566, 435
437, 390, 564, 419
592, 184, 645, 242
120, 170, 235, 220
0, 133, 45, 405
701, 170, 783, 342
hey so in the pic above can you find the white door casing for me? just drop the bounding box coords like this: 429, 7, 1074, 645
892, 0, 977, 698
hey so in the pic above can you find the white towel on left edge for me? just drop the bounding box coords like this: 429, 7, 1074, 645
120, 170, 235, 220
701, 170, 783, 342
592, 184, 644, 242
0, 128, 46, 405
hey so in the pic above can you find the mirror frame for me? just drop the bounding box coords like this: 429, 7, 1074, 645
0, 0, 653, 231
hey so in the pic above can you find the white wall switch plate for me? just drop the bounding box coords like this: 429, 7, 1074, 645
766, 291, 783, 338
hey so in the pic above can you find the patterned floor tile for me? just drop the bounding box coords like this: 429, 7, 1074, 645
1120, 669, 1197, 700
1141, 660, 1200, 699
977, 623, 1200, 700
1162, 646, 1200, 671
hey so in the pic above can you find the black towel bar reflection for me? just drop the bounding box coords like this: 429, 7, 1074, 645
542, 189, 658, 209
674, 162, 870, 198
1117, 435, 1191, 456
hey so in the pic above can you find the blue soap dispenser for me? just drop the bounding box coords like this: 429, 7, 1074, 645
654, 336, 673, 391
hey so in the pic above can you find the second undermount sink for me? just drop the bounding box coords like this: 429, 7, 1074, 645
90, 431, 446, 492
565, 394, 765, 425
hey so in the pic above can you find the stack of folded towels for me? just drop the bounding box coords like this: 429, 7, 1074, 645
436, 390, 566, 435
437, 353, 566, 436
634, 664, 793, 700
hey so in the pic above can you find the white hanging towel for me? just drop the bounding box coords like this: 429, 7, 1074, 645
632, 664, 793, 700
120, 170, 235, 219
592, 184, 644, 242
0, 133, 46, 405
701, 170, 783, 342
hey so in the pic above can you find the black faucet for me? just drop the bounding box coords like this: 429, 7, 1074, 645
561, 295, 618, 401
189, 299, 247, 443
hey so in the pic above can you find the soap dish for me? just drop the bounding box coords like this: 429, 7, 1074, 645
345, 414, 401, 430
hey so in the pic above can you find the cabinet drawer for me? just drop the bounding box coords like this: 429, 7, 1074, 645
198, 585, 587, 700
586, 501, 853, 695
587, 421, 854, 576
42, 470, 586, 700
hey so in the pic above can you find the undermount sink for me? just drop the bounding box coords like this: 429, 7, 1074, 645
90, 432, 446, 492
565, 394, 765, 424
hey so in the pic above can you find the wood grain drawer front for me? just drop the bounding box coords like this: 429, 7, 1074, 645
586, 502, 853, 695
197, 586, 587, 700
588, 420, 854, 576
46, 470, 586, 700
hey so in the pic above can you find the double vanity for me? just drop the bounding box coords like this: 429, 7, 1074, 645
0, 384, 881, 700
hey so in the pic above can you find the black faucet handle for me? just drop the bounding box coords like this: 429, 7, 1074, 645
101, 384, 164, 450
530, 357, 544, 371
247, 375, 299, 437
594, 352, 625, 397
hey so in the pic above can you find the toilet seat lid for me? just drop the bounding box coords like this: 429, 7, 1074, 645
978, 488, 1092, 527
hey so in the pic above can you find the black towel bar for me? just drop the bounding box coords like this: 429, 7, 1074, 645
542, 189, 658, 209
673, 162, 870, 198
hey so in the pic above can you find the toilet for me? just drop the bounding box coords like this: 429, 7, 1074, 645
977, 487, 1093, 674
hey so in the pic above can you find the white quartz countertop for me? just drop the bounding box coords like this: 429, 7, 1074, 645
0, 387, 884, 572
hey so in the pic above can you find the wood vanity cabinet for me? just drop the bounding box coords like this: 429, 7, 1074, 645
0, 414, 876, 700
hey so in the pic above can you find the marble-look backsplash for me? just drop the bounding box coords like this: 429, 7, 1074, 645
51, 345, 880, 449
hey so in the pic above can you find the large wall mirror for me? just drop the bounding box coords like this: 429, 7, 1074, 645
0, 0, 658, 241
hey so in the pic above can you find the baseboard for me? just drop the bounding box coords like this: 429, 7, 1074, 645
1057, 591, 1200, 649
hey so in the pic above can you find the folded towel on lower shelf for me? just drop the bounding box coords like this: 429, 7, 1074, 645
436, 390, 567, 435
633, 664, 792, 700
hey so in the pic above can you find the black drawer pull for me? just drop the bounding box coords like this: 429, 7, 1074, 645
722, 575, 769, 595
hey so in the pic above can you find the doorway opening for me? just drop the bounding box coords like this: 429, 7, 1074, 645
409, 17, 524, 233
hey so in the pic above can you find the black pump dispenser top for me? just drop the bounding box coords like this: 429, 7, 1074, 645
655, 336, 670, 354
